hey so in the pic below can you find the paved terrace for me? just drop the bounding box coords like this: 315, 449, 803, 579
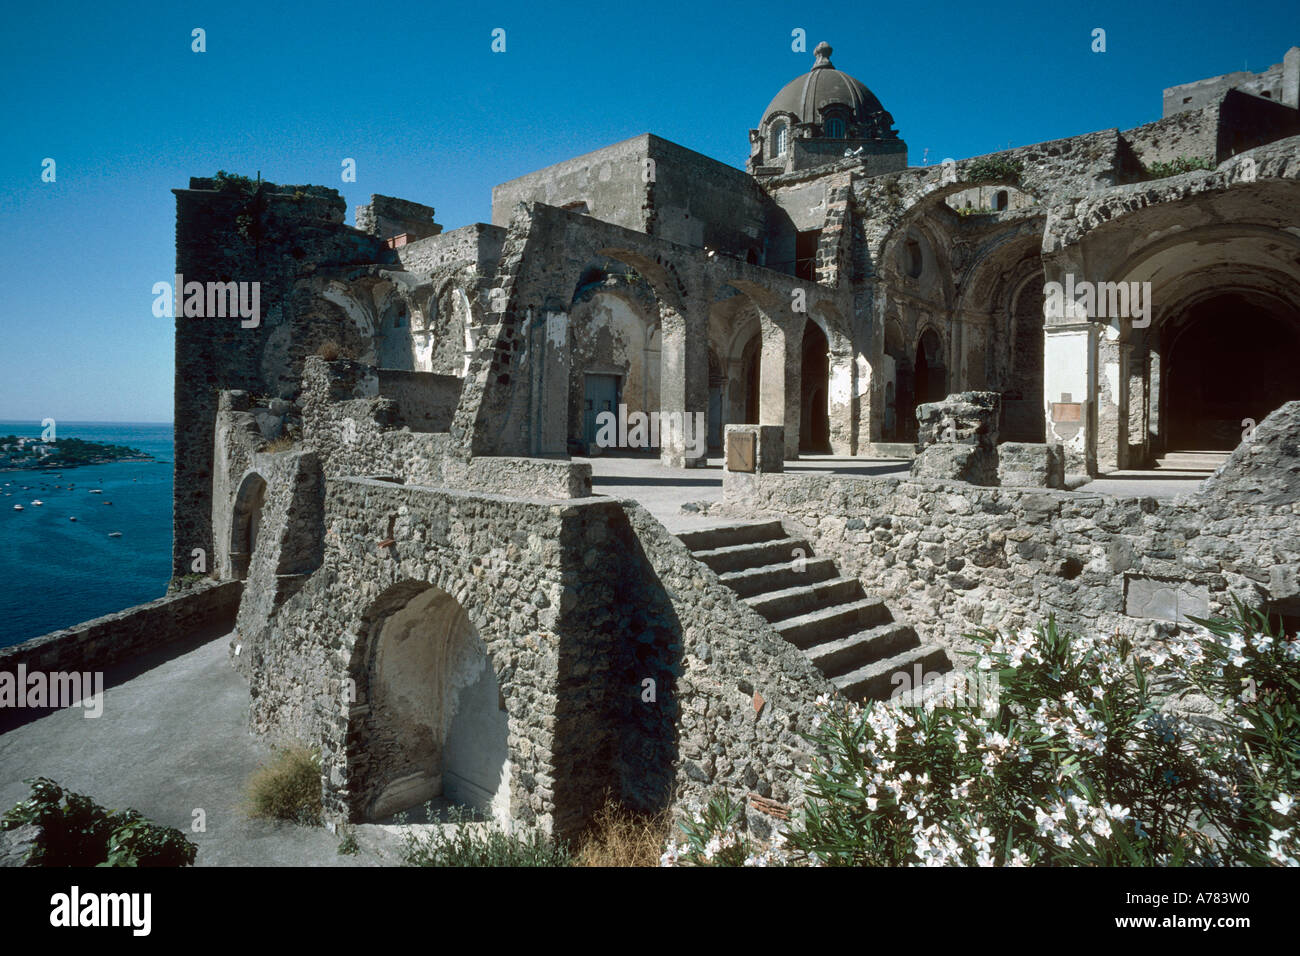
579, 453, 1207, 532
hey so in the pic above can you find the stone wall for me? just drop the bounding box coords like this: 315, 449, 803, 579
172, 178, 389, 576
0, 581, 243, 678
376, 368, 462, 432
299, 357, 591, 499
235, 469, 832, 837
395, 223, 505, 275
720, 402, 1300, 657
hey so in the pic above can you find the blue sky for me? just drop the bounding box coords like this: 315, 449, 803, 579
1, 0, 1296, 422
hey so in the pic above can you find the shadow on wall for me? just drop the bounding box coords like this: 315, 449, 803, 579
552, 506, 683, 834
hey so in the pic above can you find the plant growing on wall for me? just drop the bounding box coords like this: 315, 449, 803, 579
1143, 156, 1215, 179
964, 156, 1024, 184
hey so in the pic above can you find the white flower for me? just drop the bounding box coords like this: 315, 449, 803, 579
1271, 794, 1295, 817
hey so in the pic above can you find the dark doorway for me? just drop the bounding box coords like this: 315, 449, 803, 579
1164, 295, 1300, 449
800, 321, 831, 452
795, 230, 822, 281
914, 328, 947, 407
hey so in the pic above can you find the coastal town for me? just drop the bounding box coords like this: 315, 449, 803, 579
0, 435, 153, 472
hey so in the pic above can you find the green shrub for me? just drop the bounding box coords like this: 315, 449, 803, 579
245, 745, 323, 826
401, 805, 572, 867
964, 156, 1023, 184
1143, 156, 1214, 179
213, 170, 258, 194
1, 778, 196, 867
336, 826, 359, 856
667, 601, 1298, 866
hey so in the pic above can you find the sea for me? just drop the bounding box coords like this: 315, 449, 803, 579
0, 421, 174, 648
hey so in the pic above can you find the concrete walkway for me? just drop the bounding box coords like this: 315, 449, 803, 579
0, 634, 382, 867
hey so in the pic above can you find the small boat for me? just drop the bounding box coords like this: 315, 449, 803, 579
89, 489, 103, 494
13, 504, 23, 511
69, 516, 77, 522
104, 501, 113, 505
31, 500, 43, 506
108, 531, 122, 538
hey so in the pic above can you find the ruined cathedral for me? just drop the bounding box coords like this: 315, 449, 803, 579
170, 43, 1300, 836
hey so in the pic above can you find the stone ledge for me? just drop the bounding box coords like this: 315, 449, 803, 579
0, 580, 243, 677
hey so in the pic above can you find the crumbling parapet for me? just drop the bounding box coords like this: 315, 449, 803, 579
355, 194, 442, 243
911, 391, 1001, 486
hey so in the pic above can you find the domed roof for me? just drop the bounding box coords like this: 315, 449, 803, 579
761, 42, 888, 128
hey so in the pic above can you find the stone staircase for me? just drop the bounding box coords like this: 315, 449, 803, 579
676, 520, 950, 702
1154, 450, 1231, 473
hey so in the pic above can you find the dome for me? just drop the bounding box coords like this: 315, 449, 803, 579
760, 42, 891, 131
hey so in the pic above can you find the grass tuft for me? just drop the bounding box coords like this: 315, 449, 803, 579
245, 744, 322, 826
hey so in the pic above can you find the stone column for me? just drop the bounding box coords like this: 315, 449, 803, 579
1096, 332, 1127, 472
1127, 342, 1148, 468
1148, 348, 1162, 454
659, 303, 709, 468
759, 318, 800, 459
827, 343, 855, 456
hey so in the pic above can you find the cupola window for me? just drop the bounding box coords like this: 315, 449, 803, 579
771, 123, 788, 157
825, 117, 845, 138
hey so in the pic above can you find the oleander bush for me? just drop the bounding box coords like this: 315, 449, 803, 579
665, 600, 1298, 866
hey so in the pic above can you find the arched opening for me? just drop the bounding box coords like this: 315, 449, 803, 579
800, 321, 831, 453
994, 190, 1009, 212
1163, 294, 1300, 450
376, 301, 413, 369
913, 328, 947, 411
353, 584, 510, 823
229, 472, 267, 581
903, 239, 923, 279
771, 123, 788, 159
883, 319, 909, 441
1001, 278, 1046, 442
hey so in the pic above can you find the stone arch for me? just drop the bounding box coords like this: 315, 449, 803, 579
344, 580, 510, 823
229, 471, 267, 581
1070, 204, 1300, 466
568, 277, 660, 451
1002, 273, 1047, 442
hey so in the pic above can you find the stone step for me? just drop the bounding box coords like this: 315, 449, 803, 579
774, 598, 892, 648
719, 558, 839, 597
743, 576, 863, 623
1155, 451, 1230, 472
676, 520, 786, 552
832, 643, 952, 703
693, 537, 809, 575
805, 622, 919, 678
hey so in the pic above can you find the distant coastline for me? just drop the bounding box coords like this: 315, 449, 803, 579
0, 435, 158, 473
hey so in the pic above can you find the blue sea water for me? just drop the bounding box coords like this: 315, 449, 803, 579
0, 421, 173, 648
